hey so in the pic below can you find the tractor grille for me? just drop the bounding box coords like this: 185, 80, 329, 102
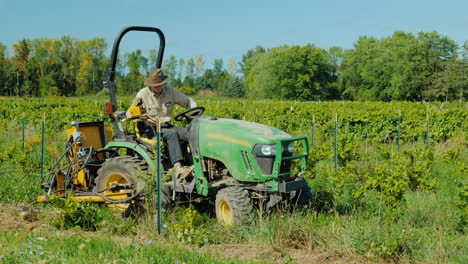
241, 150, 254, 173
255, 156, 292, 175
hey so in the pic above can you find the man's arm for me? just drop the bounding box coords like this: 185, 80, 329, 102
170, 85, 197, 108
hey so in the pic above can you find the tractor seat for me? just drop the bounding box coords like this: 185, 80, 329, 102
133, 120, 185, 148
133, 120, 192, 160
134, 120, 158, 145
133, 120, 189, 145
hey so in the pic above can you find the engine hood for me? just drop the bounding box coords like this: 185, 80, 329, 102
199, 118, 291, 148
186, 116, 296, 182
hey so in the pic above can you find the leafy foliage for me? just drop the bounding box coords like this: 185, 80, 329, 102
49, 195, 109, 231
0, 30, 466, 101
245, 44, 336, 100
340, 31, 465, 101
167, 207, 209, 246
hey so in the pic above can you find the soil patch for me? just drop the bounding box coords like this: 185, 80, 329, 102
196, 243, 361, 264
0, 203, 43, 232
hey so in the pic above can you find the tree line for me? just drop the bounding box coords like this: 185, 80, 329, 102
0, 30, 466, 101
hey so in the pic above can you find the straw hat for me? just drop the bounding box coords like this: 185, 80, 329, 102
144, 68, 171, 86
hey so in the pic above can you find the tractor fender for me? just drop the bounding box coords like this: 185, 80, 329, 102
103, 141, 155, 169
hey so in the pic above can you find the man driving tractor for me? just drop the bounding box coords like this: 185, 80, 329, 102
127, 68, 197, 176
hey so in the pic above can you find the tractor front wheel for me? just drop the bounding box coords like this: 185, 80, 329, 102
215, 187, 253, 226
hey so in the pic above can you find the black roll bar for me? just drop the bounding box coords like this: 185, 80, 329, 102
107, 26, 166, 108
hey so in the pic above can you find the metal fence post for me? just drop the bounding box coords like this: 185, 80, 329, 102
41, 113, 46, 179
311, 115, 315, 149
334, 113, 338, 170
397, 111, 401, 152
22, 114, 25, 150
426, 113, 430, 148
156, 120, 162, 235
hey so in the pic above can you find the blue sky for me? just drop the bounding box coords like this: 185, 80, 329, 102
1, 0, 467, 68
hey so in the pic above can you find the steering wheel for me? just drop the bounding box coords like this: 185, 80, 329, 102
174, 106, 205, 123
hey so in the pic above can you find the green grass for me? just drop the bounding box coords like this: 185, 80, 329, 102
0, 230, 260, 264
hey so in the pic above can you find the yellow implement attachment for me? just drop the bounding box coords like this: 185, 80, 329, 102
37, 195, 106, 203
37, 191, 134, 203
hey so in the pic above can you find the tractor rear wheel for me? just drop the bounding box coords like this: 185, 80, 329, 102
215, 187, 253, 226
95, 156, 149, 202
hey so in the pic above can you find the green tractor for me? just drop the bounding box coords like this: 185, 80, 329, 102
38, 26, 312, 225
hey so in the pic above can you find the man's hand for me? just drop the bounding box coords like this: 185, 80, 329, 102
113, 111, 127, 120
132, 97, 143, 106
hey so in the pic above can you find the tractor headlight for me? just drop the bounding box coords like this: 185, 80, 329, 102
254, 144, 276, 156
254, 142, 295, 157
253, 142, 295, 175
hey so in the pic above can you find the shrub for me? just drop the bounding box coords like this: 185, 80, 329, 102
49, 194, 110, 231
167, 207, 209, 246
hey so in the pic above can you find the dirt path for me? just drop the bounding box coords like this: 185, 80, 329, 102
0, 203, 362, 263
194, 244, 359, 264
